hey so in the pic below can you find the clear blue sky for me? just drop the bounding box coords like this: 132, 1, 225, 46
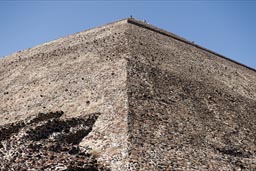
0, 1, 255, 69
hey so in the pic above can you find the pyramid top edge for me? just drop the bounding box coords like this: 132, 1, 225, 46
1, 18, 255, 72
126, 18, 256, 72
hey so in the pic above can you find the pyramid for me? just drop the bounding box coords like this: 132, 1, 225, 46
0, 18, 256, 170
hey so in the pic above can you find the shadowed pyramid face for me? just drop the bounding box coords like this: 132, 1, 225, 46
0, 18, 256, 171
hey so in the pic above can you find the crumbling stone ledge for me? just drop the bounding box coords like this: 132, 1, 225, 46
0, 111, 109, 171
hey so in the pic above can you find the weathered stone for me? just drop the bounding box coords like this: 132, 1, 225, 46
0, 18, 256, 170
0, 112, 108, 171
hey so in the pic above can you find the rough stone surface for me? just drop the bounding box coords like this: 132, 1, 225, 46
0, 18, 256, 170
0, 111, 109, 171
0, 20, 130, 171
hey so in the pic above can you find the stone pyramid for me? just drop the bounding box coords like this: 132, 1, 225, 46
0, 18, 256, 171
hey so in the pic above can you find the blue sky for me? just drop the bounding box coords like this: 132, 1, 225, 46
0, 1, 255, 69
